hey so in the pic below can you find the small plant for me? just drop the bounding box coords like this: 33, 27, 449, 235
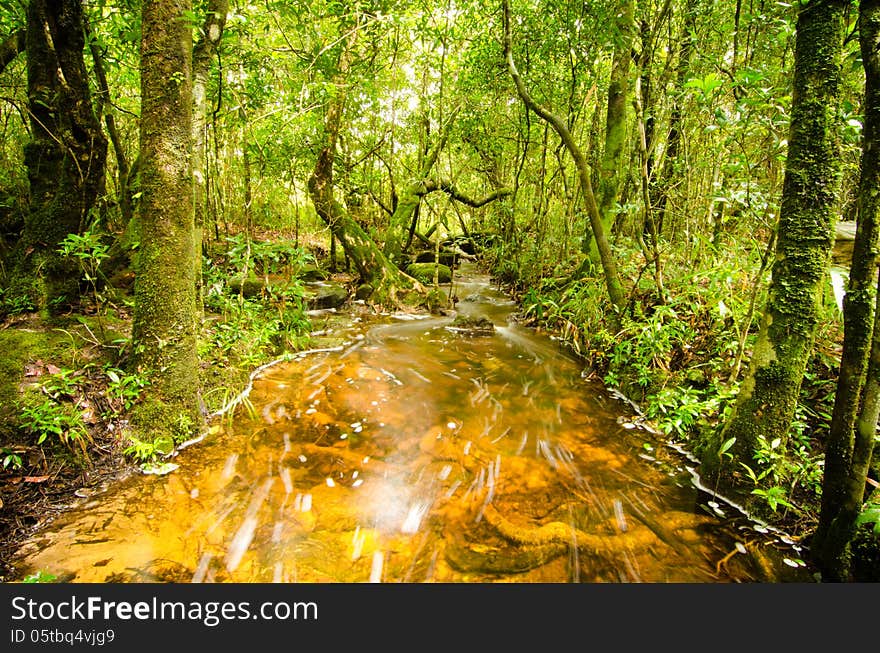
1, 447, 22, 471
856, 502, 880, 536
123, 434, 173, 462
22, 570, 57, 583
750, 485, 796, 514
18, 368, 90, 458
57, 229, 110, 334
104, 367, 149, 413
19, 396, 89, 456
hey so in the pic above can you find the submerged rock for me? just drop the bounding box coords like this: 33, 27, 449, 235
445, 315, 495, 336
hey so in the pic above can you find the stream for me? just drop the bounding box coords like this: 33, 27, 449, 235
10, 263, 812, 583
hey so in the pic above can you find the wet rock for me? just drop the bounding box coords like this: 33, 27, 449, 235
445, 315, 495, 336
298, 264, 327, 282
304, 282, 349, 309
405, 262, 452, 284
414, 250, 457, 267
228, 275, 265, 298
355, 283, 373, 300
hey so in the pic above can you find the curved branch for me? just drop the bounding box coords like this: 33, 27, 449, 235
502, 0, 624, 312
418, 179, 512, 207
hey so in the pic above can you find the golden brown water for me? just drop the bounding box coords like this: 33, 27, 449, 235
11, 264, 811, 583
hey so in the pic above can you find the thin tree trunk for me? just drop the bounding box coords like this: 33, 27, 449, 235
84, 18, 132, 228
812, 0, 880, 582
655, 0, 697, 237
502, 0, 625, 317
588, 0, 634, 262
192, 1, 228, 307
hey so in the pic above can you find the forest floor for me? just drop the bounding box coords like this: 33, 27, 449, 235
0, 254, 361, 581
0, 310, 140, 581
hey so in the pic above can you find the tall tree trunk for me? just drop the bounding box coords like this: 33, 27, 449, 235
131, 0, 201, 445
502, 0, 625, 317
812, 0, 880, 582
586, 0, 634, 263
6, 0, 107, 313
701, 0, 848, 489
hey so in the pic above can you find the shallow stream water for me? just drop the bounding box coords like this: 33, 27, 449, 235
11, 263, 811, 583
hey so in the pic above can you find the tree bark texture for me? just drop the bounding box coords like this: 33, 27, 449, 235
6, 0, 107, 312
812, 0, 880, 582
703, 0, 848, 489
131, 0, 202, 444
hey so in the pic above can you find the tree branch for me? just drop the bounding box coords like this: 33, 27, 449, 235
418, 179, 512, 207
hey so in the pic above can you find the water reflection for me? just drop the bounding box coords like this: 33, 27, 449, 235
11, 264, 810, 583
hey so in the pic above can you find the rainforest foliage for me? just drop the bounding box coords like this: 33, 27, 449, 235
0, 0, 878, 581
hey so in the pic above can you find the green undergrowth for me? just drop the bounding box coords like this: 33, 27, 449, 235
0, 233, 321, 478
198, 234, 316, 417
485, 235, 843, 533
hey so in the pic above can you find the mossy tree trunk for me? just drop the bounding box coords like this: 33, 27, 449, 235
382, 106, 459, 265
812, 0, 880, 582
701, 0, 847, 488
584, 0, 634, 264
6, 0, 107, 313
131, 0, 202, 446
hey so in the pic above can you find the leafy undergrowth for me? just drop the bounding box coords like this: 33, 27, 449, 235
485, 236, 847, 544
0, 236, 326, 581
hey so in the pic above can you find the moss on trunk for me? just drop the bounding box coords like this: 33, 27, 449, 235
5, 0, 108, 313
702, 0, 847, 489
130, 0, 202, 445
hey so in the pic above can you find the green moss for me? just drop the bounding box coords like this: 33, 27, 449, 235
0, 323, 99, 441
405, 262, 452, 284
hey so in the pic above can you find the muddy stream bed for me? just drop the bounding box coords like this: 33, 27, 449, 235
10, 263, 812, 583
